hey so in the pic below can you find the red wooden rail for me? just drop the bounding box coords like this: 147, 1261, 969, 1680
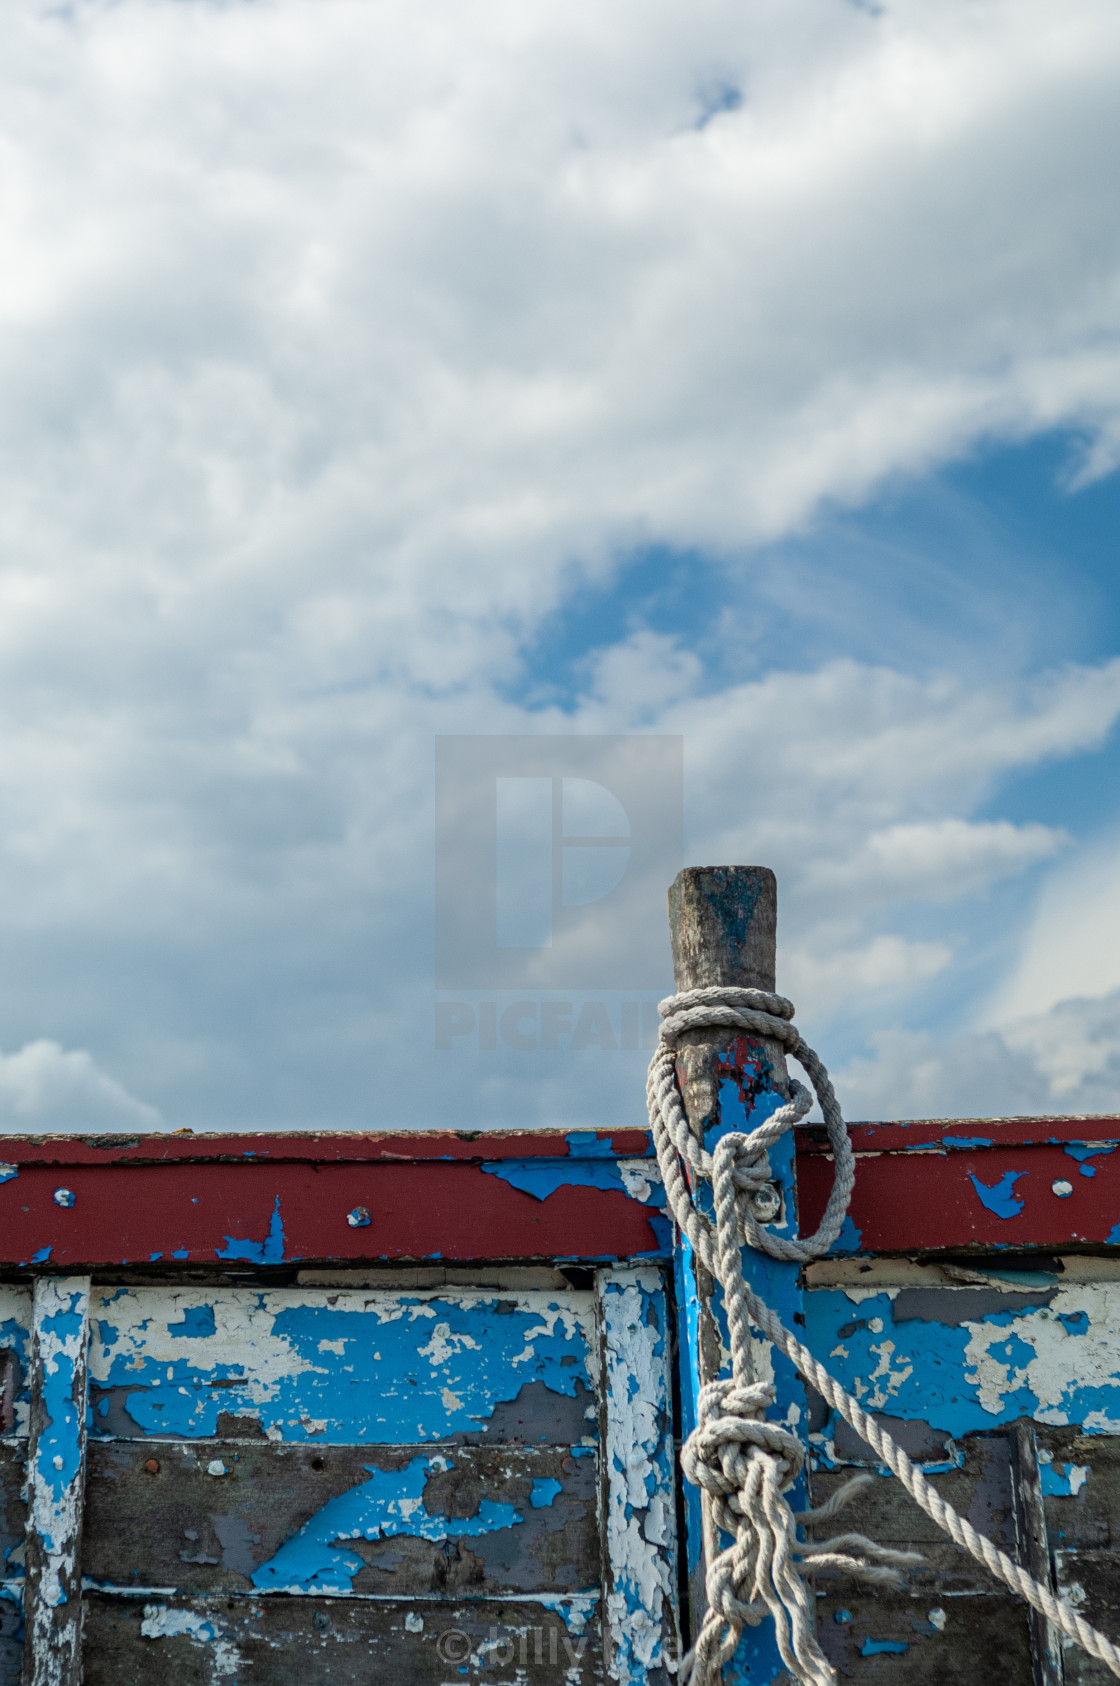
796, 1114, 1120, 1254
0, 1114, 1116, 1268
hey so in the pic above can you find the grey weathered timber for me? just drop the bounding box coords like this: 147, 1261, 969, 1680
1039, 1425, 1120, 1685
0, 1596, 21, 1686
82, 1441, 598, 1597
810, 1429, 1020, 1590
811, 1428, 1034, 1678
82, 1594, 605, 1685
667, 866, 790, 1384
0, 1444, 27, 1578
668, 864, 778, 994
22, 1277, 90, 1686
1015, 1421, 1065, 1686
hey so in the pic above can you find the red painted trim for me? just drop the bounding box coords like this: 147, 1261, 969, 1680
0, 1133, 665, 1267
0, 1127, 651, 1168
797, 1116, 1120, 1154
796, 1115, 1120, 1252
2, 1113, 1119, 1267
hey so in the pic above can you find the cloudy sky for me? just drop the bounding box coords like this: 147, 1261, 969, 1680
3, 0, 1120, 1131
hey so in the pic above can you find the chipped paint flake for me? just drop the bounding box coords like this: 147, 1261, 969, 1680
140, 1604, 244, 1678
251, 1456, 522, 1592
969, 1170, 1027, 1219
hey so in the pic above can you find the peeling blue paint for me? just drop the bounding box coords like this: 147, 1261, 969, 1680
0, 1167, 17, 1185
1040, 1461, 1088, 1498
806, 1283, 1120, 1443
30, 1249, 51, 1265
1064, 1143, 1118, 1163
942, 1135, 993, 1149
530, 1477, 563, 1509
148, 1253, 162, 1263
252, 1457, 521, 1592
861, 1638, 909, 1655
29, 1281, 90, 1617
969, 1170, 1026, 1219
564, 1131, 625, 1158
171, 1249, 190, 1261
830, 1215, 864, 1254
691, 1067, 808, 1686
89, 1288, 596, 1444
481, 1158, 632, 1200
215, 1197, 285, 1264
169, 1306, 216, 1339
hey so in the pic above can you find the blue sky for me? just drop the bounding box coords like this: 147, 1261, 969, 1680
2, 0, 1120, 1130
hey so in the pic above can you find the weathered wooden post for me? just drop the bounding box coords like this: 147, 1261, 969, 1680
668, 865, 808, 1684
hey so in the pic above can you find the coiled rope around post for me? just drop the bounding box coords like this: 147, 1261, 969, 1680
648, 985, 1120, 1686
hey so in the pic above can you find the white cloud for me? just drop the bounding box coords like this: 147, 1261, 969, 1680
835, 990, 1120, 1123
0, 1040, 160, 1131
0, 1, 1113, 1123
988, 836, 1120, 1025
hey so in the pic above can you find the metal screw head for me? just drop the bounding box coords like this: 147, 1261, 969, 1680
749, 1184, 782, 1224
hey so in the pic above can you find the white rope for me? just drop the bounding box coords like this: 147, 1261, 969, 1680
649, 985, 1120, 1685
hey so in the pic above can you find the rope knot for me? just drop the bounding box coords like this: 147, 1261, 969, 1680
682, 1379, 806, 1504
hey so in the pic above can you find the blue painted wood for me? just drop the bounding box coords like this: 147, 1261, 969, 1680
23, 1277, 90, 1686
679, 1058, 809, 1686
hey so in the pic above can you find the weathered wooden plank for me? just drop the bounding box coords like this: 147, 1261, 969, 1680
597, 1266, 679, 1686
814, 1589, 1033, 1681
88, 1286, 598, 1446
22, 1277, 90, 1686
808, 1431, 1020, 1593
1054, 1550, 1120, 1686
82, 1593, 605, 1684
0, 1591, 22, 1686
0, 1446, 26, 1593
83, 1440, 598, 1597
1014, 1421, 1064, 1686
1037, 1427, 1120, 1550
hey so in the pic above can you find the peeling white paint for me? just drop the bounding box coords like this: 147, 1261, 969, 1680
26, 1276, 90, 1686
140, 1603, 244, 1678
864, 1339, 914, 1409
416, 1323, 480, 1367
962, 1283, 1120, 1423
89, 1288, 324, 1401
618, 1160, 662, 1205
599, 1267, 678, 1683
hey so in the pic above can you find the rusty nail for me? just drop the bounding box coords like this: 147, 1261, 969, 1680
144, 1458, 160, 1474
